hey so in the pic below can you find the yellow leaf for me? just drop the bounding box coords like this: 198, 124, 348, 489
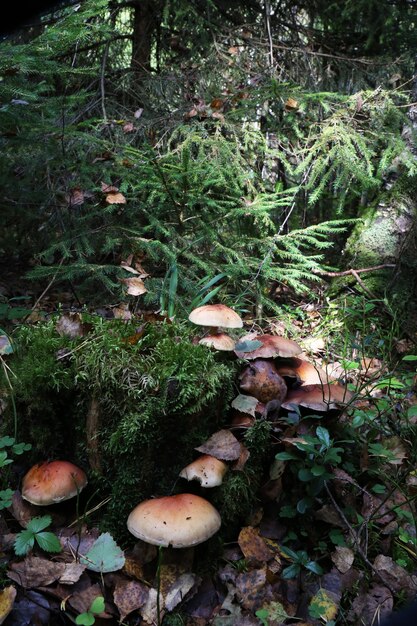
309, 589, 338, 621
0, 586, 16, 625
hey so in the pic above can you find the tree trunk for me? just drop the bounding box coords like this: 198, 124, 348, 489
130, 0, 158, 77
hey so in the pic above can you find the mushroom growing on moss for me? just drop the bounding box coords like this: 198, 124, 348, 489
22, 461, 88, 506
189, 304, 242, 350
179, 455, 228, 488
127, 493, 221, 548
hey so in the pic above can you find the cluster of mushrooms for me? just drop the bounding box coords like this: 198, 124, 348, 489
21, 304, 353, 555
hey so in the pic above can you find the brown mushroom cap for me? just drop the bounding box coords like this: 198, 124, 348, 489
275, 356, 331, 386
22, 461, 88, 506
179, 454, 228, 487
189, 304, 243, 329
199, 333, 235, 351
281, 383, 353, 412
127, 494, 221, 547
235, 333, 302, 360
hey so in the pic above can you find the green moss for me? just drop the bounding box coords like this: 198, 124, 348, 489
2, 316, 238, 540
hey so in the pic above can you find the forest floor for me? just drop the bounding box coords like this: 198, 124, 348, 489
1, 278, 417, 626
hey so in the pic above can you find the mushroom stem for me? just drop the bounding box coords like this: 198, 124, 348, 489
156, 545, 163, 626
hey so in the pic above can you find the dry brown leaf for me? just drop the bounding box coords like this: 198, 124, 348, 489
231, 394, 258, 417
101, 181, 118, 193
113, 579, 148, 622
121, 277, 147, 296
235, 566, 268, 610
331, 546, 354, 574
113, 303, 132, 320
58, 562, 86, 585
238, 527, 274, 566
210, 99, 224, 110
195, 429, 241, 461
67, 188, 85, 207
373, 555, 417, 595
285, 97, 299, 111
232, 444, 250, 471
0, 586, 16, 625
381, 435, 408, 465
56, 312, 91, 339
8, 557, 65, 588
68, 583, 110, 616
349, 584, 393, 624
106, 191, 126, 205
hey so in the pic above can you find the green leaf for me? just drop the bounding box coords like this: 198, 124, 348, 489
402, 355, 417, 361
0, 436, 15, 448
298, 468, 313, 481
12, 442, 32, 455
90, 596, 105, 614
329, 529, 346, 546
315, 426, 330, 447
75, 612, 95, 626
282, 563, 301, 579
80, 532, 125, 573
235, 339, 263, 352
26, 515, 52, 534
407, 406, 417, 418
310, 464, 326, 476
306, 560, 324, 575
0, 451, 12, 468
372, 483, 386, 494
14, 530, 35, 556
35, 532, 62, 553
275, 451, 299, 461
0, 488, 14, 509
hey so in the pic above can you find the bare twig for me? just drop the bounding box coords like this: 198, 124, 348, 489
29, 257, 65, 313
324, 482, 396, 595
313, 263, 396, 277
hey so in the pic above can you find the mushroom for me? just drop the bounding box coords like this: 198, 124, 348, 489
235, 333, 301, 360
179, 455, 228, 487
281, 383, 353, 412
127, 493, 221, 548
239, 359, 288, 404
188, 304, 242, 349
199, 333, 236, 351
22, 461, 88, 506
275, 356, 331, 386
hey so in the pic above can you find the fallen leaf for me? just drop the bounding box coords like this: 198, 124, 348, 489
285, 98, 299, 111
101, 182, 118, 193
349, 584, 393, 624
134, 108, 144, 118
56, 312, 91, 339
257, 600, 290, 624
80, 532, 125, 573
121, 277, 147, 296
106, 191, 126, 205
195, 429, 241, 461
373, 555, 417, 595
5, 590, 50, 626
165, 572, 200, 612
231, 394, 258, 417
309, 588, 338, 621
331, 546, 354, 574
58, 562, 86, 585
8, 556, 65, 588
123, 122, 134, 133
0, 335, 13, 355
113, 579, 148, 622
113, 303, 132, 320
232, 444, 250, 471
238, 527, 274, 566
235, 566, 267, 610
0, 586, 16, 625
381, 436, 408, 465
67, 188, 85, 207
68, 583, 107, 616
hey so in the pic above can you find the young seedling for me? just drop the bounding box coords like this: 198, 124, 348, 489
75, 596, 105, 626
14, 515, 62, 556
